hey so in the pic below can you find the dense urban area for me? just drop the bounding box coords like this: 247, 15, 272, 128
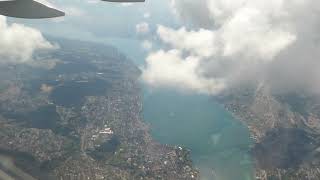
1, 36, 320, 180
0, 38, 198, 180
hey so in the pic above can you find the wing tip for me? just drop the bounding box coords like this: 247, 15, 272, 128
0, 0, 65, 19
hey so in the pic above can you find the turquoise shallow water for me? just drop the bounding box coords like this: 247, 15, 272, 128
105, 38, 254, 180
143, 90, 254, 180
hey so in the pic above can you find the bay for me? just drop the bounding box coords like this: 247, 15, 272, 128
106, 37, 254, 180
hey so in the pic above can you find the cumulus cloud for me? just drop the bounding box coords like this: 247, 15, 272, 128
141, 40, 153, 51
142, 50, 226, 94
136, 22, 150, 34
142, 0, 320, 95
170, 0, 213, 28
0, 16, 55, 64
157, 26, 218, 58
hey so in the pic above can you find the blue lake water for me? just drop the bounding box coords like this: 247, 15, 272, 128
106, 38, 254, 180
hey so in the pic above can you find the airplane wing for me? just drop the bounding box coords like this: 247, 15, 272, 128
0, 0, 145, 19
0, 0, 65, 19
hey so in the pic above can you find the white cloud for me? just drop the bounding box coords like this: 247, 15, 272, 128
141, 40, 153, 51
142, 50, 226, 94
0, 16, 55, 64
157, 25, 218, 58
136, 22, 150, 34
143, 12, 151, 19
167, 0, 298, 60
219, 6, 296, 60
63, 6, 86, 17
142, 0, 320, 95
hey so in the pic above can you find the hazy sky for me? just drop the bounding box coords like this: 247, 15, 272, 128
2, 0, 176, 66
10, 0, 176, 40
3, 0, 320, 96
